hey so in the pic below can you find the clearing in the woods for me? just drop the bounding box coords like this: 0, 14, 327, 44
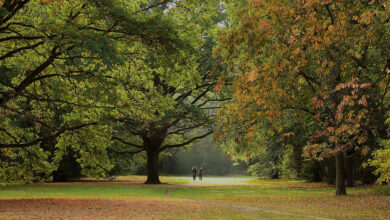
0, 176, 389, 220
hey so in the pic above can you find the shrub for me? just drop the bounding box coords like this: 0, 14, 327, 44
369, 141, 390, 184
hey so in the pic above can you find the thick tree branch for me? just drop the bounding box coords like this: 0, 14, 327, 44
0, 0, 30, 26
175, 83, 216, 102
108, 147, 144, 155
0, 45, 58, 106
0, 122, 97, 149
0, 128, 19, 143
0, 40, 44, 61
133, 0, 170, 14
0, 35, 45, 43
283, 106, 316, 116
166, 122, 206, 135
191, 85, 214, 104
197, 98, 231, 107
159, 131, 213, 152
112, 136, 144, 149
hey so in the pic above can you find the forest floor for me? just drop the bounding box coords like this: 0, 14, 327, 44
0, 176, 389, 219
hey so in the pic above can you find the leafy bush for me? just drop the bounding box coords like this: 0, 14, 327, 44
248, 162, 279, 179
369, 141, 390, 184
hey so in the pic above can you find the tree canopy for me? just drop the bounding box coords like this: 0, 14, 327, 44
0, 0, 198, 183
1, 0, 389, 192
215, 0, 390, 195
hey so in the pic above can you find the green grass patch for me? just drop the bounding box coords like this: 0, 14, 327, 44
0, 183, 169, 200
371, 184, 390, 196
0, 176, 389, 219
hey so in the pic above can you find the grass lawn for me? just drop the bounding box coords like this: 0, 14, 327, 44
0, 176, 389, 219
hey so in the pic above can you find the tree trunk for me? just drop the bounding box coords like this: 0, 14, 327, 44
362, 166, 377, 185
145, 149, 161, 184
346, 154, 354, 187
335, 153, 346, 195
325, 158, 335, 185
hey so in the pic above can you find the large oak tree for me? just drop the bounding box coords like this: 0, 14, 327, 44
109, 1, 226, 184
0, 0, 186, 182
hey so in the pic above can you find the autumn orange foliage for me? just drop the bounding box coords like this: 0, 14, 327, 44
216, 0, 390, 194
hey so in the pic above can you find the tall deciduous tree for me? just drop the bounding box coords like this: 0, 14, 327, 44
0, 0, 186, 182
109, 1, 226, 184
216, 0, 390, 195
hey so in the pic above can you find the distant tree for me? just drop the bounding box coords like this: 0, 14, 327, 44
159, 136, 247, 176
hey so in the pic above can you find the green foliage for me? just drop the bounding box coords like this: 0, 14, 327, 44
280, 146, 299, 179
55, 125, 114, 178
2, 0, 387, 188
106, 1, 225, 183
108, 152, 147, 176
215, 0, 390, 193
248, 163, 278, 179
0, 146, 55, 183
370, 141, 390, 184
0, 0, 192, 183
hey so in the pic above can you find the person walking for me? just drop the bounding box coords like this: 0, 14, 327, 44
192, 165, 197, 181
199, 167, 203, 181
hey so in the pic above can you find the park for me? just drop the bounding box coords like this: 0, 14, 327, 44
1, 0, 390, 219
1, 176, 389, 219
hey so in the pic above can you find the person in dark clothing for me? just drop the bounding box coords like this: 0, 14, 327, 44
192, 165, 197, 181
199, 167, 203, 181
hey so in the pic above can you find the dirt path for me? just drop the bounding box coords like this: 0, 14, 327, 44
181, 198, 335, 220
